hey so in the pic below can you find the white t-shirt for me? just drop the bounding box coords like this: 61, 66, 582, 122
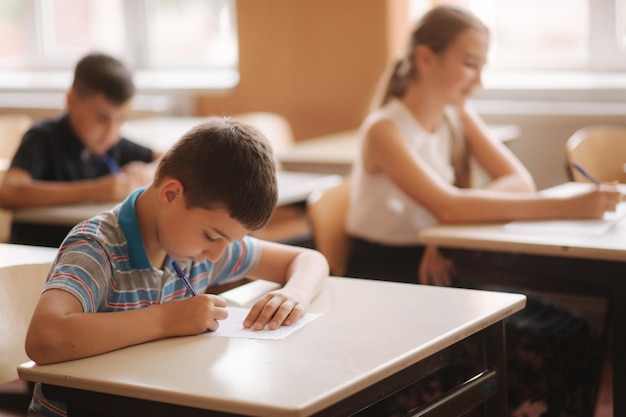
347, 99, 460, 245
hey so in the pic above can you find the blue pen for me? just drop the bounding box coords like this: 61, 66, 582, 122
101, 153, 121, 174
571, 162, 600, 185
172, 261, 198, 296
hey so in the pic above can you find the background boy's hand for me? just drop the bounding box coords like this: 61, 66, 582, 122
122, 161, 156, 187
93, 170, 151, 202
568, 186, 621, 219
93, 174, 135, 202
243, 288, 308, 330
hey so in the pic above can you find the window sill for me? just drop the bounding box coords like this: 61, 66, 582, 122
0, 68, 239, 92
0, 68, 239, 114
479, 69, 626, 102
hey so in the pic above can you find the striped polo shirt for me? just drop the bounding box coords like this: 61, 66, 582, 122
28, 187, 261, 417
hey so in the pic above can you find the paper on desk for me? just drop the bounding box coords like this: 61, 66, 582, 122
503, 202, 626, 236
207, 307, 321, 340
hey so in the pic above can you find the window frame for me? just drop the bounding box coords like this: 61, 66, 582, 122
0, 0, 240, 92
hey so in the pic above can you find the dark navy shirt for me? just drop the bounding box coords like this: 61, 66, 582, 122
9, 114, 155, 247
10, 114, 154, 181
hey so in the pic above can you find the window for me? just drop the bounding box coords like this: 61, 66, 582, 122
0, 0, 239, 90
409, 0, 626, 71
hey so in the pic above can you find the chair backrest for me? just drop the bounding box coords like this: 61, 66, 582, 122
0, 114, 33, 242
0, 114, 33, 160
233, 112, 295, 165
0, 262, 50, 383
306, 179, 351, 276
566, 124, 626, 183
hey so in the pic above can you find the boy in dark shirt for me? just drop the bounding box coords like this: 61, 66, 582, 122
0, 52, 162, 246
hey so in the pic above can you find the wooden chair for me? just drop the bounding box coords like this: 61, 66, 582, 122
0, 114, 33, 160
306, 179, 351, 276
0, 262, 50, 385
233, 112, 295, 166
0, 114, 33, 243
0, 261, 51, 413
566, 124, 626, 183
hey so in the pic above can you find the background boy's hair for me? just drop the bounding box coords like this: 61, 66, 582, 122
155, 117, 278, 231
72, 52, 135, 105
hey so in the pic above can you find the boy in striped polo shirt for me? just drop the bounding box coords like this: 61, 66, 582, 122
24, 117, 329, 417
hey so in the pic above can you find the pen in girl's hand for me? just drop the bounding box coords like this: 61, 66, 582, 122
571, 162, 600, 185
172, 261, 198, 296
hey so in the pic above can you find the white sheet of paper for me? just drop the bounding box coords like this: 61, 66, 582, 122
206, 307, 321, 340
503, 202, 626, 236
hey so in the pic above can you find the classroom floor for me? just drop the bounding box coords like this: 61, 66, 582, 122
0, 380, 30, 417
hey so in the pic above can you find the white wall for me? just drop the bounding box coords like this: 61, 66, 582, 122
475, 99, 626, 190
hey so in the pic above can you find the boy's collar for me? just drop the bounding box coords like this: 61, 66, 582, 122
119, 188, 152, 269
60, 113, 87, 155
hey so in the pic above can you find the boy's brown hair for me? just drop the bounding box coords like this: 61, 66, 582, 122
72, 52, 135, 105
155, 117, 278, 231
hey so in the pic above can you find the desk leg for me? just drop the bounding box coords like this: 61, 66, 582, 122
611, 282, 626, 417
407, 322, 508, 417
444, 249, 624, 415
483, 321, 507, 417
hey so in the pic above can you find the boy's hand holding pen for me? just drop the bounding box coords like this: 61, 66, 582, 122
172, 261, 198, 296
171, 261, 228, 333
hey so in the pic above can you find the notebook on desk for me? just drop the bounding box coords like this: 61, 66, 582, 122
503, 202, 626, 236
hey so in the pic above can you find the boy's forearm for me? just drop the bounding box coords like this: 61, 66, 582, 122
27, 293, 229, 364
0, 178, 113, 208
26, 304, 168, 365
283, 250, 328, 303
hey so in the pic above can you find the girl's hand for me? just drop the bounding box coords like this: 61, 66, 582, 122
568, 185, 621, 219
243, 288, 308, 330
418, 246, 456, 286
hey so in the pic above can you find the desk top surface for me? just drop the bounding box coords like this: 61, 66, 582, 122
19, 277, 525, 417
0, 243, 57, 268
122, 116, 520, 166
13, 171, 342, 226
420, 182, 626, 262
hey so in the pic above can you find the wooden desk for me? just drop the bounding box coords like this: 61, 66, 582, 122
279, 125, 521, 175
122, 115, 294, 156
122, 116, 207, 153
123, 116, 520, 176
12, 171, 342, 227
419, 182, 626, 415
0, 243, 57, 268
18, 277, 526, 417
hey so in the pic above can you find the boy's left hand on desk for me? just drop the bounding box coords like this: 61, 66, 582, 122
243, 289, 308, 330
